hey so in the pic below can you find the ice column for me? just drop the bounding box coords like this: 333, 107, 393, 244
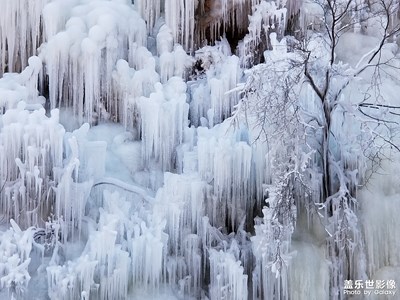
209, 249, 248, 300
153, 172, 206, 295
139, 78, 189, 171
164, 0, 196, 51
112, 56, 159, 129
197, 126, 253, 230
41, 1, 147, 124
48, 191, 142, 300
0, 0, 49, 75
135, 0, 161, 32
0, 104, 64, 228
190, 46, 241, 127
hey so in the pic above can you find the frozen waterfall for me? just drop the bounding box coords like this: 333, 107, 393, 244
0, 0, 400, 300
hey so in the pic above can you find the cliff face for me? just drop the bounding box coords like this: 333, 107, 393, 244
194, 0, 250, 47
193, 0, 302, 53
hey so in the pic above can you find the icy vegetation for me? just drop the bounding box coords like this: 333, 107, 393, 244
0, 0, 400, 299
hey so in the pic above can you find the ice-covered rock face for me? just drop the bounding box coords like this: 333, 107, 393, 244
0, 0, 400, 300
137, 0, 301, 53
195, 0, 250, 45
194, 0, 303, 51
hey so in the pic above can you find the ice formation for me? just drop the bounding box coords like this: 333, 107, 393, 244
189, 39, 242, 127
40, 0, 147, 124
0, 220, 37, 295
0, 0, 49, 75
238, 1, 288, 66
361, 157, 400, 277
0, 0, 399, 300
209, 249, 248, 300
0, 98, 64, 227
0, 56, 44, 110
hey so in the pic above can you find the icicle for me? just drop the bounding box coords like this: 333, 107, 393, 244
131, 222, 165, 290
135, 0, 161, 33
47, 256, 98, 300
197, 125, 253, 230
0, 0, 50, 75
55, 124, 99, 241
139, 78, 189, 171
0, 103, 65, 227
41, 1, 147, 124
164, 0, 195, 51
156, 25, 193, 84
209, 249, 248, 300
190, 45, 241, 126
112, 57, 159, 129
